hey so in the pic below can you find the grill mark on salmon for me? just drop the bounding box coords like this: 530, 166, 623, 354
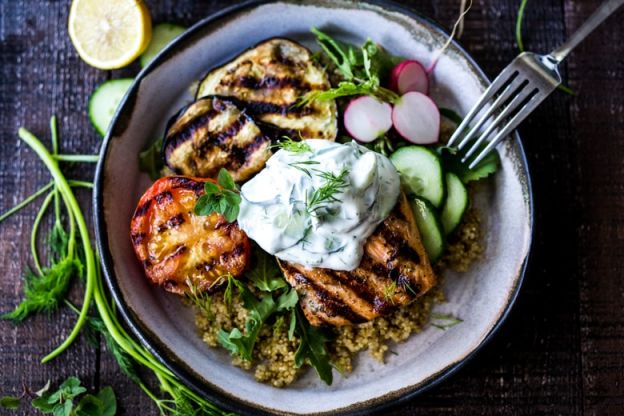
279, 193, 437, 326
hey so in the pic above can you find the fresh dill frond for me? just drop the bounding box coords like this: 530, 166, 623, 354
306, 169, 349, 214
383, 281, 397, 303
1, 257, 79, 322
288, 160, 320, 177
184, 278, 213, 320
273, 136, 311, 154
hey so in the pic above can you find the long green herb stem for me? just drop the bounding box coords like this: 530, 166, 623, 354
30, 191, 54, 276
16, 128, 96, 364
516, 0, 528, 52
0, 181, 54, 223
54, 154, 100, 163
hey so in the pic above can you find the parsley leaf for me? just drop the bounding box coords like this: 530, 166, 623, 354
194, 169, 241, 222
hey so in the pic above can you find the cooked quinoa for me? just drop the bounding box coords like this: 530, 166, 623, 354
195, 210, 483, 387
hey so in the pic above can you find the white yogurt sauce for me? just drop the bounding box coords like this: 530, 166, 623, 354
237, 140, 400, 271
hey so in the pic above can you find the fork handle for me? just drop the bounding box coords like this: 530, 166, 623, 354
550, 0, 624, 63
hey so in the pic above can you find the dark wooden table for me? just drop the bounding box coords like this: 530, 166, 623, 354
1, 1, 623, 415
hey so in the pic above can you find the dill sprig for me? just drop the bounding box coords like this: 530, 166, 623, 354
288, 160, 320, 177
306, 168, 348, 214
273, 136, 311, 154
431, 312, 464, 330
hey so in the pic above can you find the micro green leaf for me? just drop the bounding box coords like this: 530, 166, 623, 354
194, 175, 241, 222
217, 168, 237, 191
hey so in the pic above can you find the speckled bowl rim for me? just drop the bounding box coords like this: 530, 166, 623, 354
93, 1, 533, 415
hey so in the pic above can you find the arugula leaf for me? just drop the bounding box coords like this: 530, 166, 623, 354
246, 247, 287, 292
218, 281, 298, 361
305, 28, 400, 105
293, 307, 333, 385
138, 137, 164, 181
0, 396, 21, 410
194, 169, 241, 222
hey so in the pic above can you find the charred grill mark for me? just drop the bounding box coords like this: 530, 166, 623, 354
154, 191, 173, 205
327, 270, 378, 307
234, 100, 316, 117
379, 224, 420, 264
134, 199, 151, 218
131, 232, 146, 245
164, 109, 218, 159
284, 264, 367, 324
226, 76, 310, 91
226, 134, 269, 170
142, 259, 151, 269
196, 113, 251, 158
168, 177, 205, 193
157, 213, 185, 233
218, 245, 245, 264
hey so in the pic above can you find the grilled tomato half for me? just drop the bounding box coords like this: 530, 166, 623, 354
130, 176, 250, 295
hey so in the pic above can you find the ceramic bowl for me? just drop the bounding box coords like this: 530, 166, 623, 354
94, 1, 533, 414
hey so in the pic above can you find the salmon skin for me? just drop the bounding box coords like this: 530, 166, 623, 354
196, 38, 337, 141
163, 96, 271, 182
130, 176, 250, 295
279, 193, 436, 326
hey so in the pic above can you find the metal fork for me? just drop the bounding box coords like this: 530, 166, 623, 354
448, 0, 624, 169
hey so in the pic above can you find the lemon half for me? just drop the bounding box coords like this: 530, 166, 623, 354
68, 0, 152, 70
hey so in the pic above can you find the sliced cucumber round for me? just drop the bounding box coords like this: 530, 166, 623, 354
390, 145, 445, 207
409, 196, 445, 262
88, 78, 134, 137
440, 172, 468, 235
140, 23, 186, 68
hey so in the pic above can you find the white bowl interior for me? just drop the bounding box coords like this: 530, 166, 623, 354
99, 1, 531, 414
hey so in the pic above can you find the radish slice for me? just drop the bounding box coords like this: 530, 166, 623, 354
389, 60, 429, 95
392, 92, 440, 144
344, 96, 393, 143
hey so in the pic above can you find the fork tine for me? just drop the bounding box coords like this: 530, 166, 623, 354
467, 92, 543, 169
462, 87, 539, 162
446, 68, 520, 147
456, 75, 527, 150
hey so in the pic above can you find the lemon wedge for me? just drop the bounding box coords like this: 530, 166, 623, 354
68, 0, 152, 70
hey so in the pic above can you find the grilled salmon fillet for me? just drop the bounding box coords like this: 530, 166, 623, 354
196, 38, 337, 141
163, 96, 271, 182
279, 193, 436, 326
130, 176, 250, 295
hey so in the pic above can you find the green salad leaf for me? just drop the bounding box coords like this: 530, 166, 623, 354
293, 308, 333, 385
300, 28, 400, 105
247, 248, 287, 292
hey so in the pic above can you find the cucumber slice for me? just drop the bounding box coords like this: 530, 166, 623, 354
409, 197, 445, 262
88, 78, 133, 137
390, 145, 445, 207
440, 172, 468, 235
140, 23, 186, 67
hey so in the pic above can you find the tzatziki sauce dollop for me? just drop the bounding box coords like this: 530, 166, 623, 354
237, 139, 400, 271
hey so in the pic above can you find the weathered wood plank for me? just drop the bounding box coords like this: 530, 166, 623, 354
563, 1, 624, 416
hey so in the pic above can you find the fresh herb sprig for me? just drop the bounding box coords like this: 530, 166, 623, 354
194, 168, 241, 222
430, 312, 463, 330
299, 28, 400, 105
293, 307, 334, 385
1, 377, 117, 416
273, 136, 312, 154
1, 118, 235, 416
306, 168, 349, 214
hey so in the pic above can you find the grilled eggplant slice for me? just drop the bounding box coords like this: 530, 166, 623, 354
130, 176, 250, 295
196, 38, 337, 141
163, 96, 271, 182
279, 193, 436, 326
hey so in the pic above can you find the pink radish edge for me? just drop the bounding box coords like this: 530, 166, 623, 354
343, 96, 393, 143
389, 60, 429, 95
392, 92, 440, 144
